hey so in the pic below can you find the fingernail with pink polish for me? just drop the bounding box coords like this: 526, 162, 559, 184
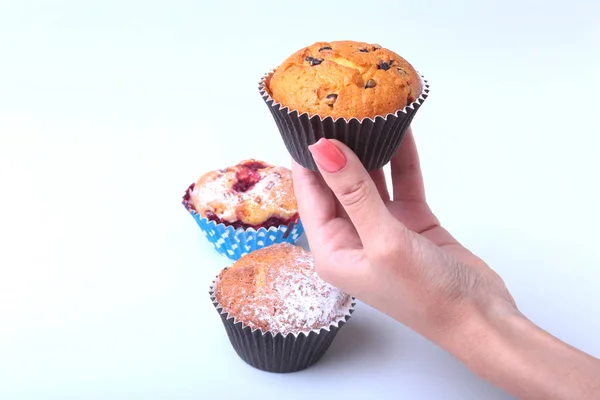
308, 139, 347, 173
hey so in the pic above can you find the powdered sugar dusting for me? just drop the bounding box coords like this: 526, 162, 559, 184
253, 252, 348, 334
214, 244, 352, 335
192, 175, 238, 221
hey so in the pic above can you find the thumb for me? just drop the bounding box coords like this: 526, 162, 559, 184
308, 138, 394, 246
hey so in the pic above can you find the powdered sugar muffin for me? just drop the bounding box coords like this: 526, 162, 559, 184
182, 160, 304, 261
189, 159, 298, 229
215, 243, 351, 334
210, 243, 354, 372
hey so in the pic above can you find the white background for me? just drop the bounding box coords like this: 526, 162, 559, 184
1, 1, 599, 399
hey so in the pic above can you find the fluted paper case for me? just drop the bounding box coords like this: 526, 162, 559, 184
182, 183, 304, 261
209, 279, 356, 373
259, 71, 430, 172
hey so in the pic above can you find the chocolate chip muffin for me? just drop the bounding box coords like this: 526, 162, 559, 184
267, 41, 423, 120
210, 243, 354, 372
259, 39, 429, 172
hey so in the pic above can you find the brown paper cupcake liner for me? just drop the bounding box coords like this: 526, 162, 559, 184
259, 71, 430, 172
209, 278, 356, 373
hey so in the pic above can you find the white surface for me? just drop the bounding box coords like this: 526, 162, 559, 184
1, 1, 599, 399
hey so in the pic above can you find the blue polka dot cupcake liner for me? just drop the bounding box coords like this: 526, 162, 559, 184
182, 186, 304, 261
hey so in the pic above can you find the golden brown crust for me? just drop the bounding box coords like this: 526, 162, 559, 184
266, 40, 423, 120
191, 159, 298, 227
214, 244, 350, 334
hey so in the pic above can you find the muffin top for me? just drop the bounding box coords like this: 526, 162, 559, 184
214, 243, 351, 335
186, 159, 298, 229
265, 40, 423, 120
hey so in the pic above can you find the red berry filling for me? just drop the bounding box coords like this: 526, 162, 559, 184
240, 161, 268, 172
204, 210, 298, 230
232, 161, 268, 193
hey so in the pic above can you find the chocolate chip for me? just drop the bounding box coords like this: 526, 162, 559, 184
318, 46, 332, 51
324, 93, 338, 107
365, 79, 377, 89
378, 61, 391, 71
305, 56, 314, 62
310, 58, 323, 66
359, 48, 369, 53
372, 45, 382, 50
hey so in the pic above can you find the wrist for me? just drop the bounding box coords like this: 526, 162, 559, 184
437, 297, 533, 396
440, 297, 600, 400
436, 294, 524, 368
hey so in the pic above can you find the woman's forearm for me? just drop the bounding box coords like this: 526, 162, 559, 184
449, 304, 600, 400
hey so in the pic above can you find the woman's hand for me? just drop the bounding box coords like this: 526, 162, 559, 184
292, 128, 517, 346
292, 128, 600, 400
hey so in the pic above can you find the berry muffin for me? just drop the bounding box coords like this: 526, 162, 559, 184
259, 40, 429, 171
210, 243, 355, 372
182, 160, 304, 261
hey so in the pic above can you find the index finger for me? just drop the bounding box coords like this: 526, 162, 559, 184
291, 161, 336, 234
391, 127, 426, 202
